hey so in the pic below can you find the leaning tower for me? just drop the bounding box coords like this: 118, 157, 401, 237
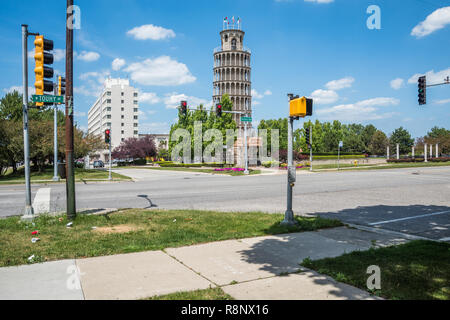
213, 20, 252, 128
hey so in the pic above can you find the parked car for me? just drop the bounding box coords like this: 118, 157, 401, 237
93, 160, 104, 168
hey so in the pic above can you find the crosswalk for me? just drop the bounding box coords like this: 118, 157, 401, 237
32, 188, 51, 214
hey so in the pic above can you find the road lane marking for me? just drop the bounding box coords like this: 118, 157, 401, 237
369, 210, 450, 226
32, 188, 51, 214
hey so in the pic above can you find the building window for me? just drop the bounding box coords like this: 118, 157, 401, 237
121, 107, 124, 111
225, 35, 228, 42
121, 138, 124, 142
231, 38, 237, 50
121, 115, 124, 119
133, 92, 138, 97
134, 131, 138, 135
121, 130, 124, 134
121, 100, 124, 104
134, 123, 138, 127
106, 92, 111, 96
121, 92, 124, 96
106, 107, 111, 111
134, 115, 138, 120
133, 108, 138, 112
121, 123, 124, 127
133, 100, 138, 105
106, 115, 111, 119
106, 99, 111, 103
107, 122, 111, 127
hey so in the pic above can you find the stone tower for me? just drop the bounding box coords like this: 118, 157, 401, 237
213, 21, 252, 128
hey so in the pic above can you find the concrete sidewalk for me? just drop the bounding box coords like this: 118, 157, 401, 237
0, 226, 409, 300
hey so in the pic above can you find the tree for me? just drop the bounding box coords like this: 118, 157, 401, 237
425, 126, 450, 154
368, 130, 389, 155
112, 136, 157, 160
390, 127, 414, 154
169, 94, 237, 162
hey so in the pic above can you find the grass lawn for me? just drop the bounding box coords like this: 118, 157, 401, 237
301, 240, 450, 300
0, 209, 342, 267
0, 167, 131, 184
123, 166, 261, 176
296, 161, 450, 172
146, 287, 233, 300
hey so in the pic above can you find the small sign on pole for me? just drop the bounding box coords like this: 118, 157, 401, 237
32, 95, 64, 104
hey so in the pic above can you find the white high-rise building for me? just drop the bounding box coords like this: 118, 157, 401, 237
88, 78, 139, 161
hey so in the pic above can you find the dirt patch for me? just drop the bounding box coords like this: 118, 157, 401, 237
93, 224, 140, 234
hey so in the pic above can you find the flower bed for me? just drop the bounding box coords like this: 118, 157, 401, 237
214, 168, 245, 172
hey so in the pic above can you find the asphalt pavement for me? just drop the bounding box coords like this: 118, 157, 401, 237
0, 166, 449, 240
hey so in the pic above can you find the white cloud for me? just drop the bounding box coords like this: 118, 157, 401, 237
325, 77, 355, 91
310, 89, 339, 104
112, 58, 126, 71
163, 93, 208, 109
139, 92, 160, 105
127, 24, 176, 40
76, 70, 110, 97
408, 67, 450, 84
316, 97, 400, 122
139, 122, 170, 134
435, 98, 450, 105
76, 51, 100, 62
411, 6, 450, 38
74, 111, 86, 117
253, 101, 261, 105
3, 86, 35, 95
54, 49, 65, 62
252, 89, 272, 100
390, 78, 405, 90
304, 0, 334, 3
124, 56, 196, 86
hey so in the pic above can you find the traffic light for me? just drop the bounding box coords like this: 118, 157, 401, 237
180, 100, 187, 115
105, 129, 111, 144
418, 76, 426, 105
216, 103, 222, 117
34, 35, 54, 108
58, 76, 66, 97
305, 127, 310, 146
289, 96, 313, 117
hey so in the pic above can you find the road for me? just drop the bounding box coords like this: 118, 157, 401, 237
0, 166, 449, 240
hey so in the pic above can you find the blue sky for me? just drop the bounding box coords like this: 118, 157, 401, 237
1, 0, 449, 137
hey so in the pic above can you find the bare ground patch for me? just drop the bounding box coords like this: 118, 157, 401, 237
92, 224, 140, 234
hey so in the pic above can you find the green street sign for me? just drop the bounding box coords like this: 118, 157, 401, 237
240, 117, 252, 122
32, 95, 64, 104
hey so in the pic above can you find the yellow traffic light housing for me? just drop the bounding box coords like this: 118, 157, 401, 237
289, 96, 313, 117
34, 35, 54, 108
58, 76, 66, 103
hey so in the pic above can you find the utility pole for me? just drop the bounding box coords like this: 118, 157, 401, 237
52, 85, 59, 181
65, 0, 76, 219
21, 24, 34, 220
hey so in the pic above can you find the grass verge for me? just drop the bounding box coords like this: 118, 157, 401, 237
0, 168, 131, 184
301, 240, 450, 300
0, 209, 342, 267
123, 166, 261, 176
145, 287, 233, 300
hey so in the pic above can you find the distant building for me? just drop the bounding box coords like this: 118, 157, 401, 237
139, 134, 169, 151
87, 78, 139, 161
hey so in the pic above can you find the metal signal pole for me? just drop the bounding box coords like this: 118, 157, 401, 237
65, 0, 76, 219
309, 124, 313, 172
21, 24, 34, 220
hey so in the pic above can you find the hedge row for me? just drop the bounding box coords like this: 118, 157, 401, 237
387, 157, 450, 163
